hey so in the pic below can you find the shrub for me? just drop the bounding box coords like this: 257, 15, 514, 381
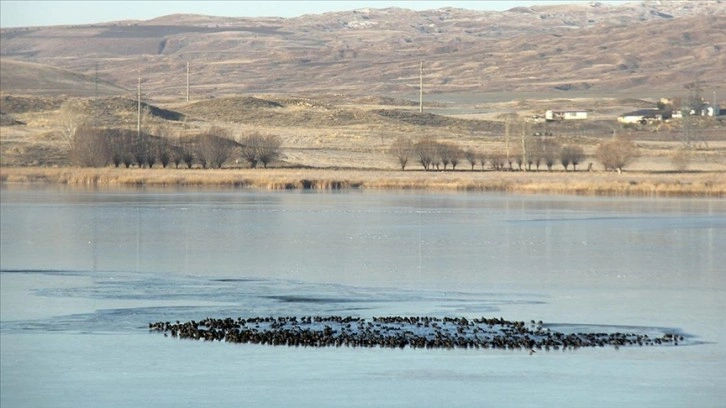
240, 133, 283, 169
596, 137, 638, 173
68, 126, 112, 167
388, 136, 413, 170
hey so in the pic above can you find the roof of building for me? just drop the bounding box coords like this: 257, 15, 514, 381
619, 109, 664, 117
548, 108, 588, 112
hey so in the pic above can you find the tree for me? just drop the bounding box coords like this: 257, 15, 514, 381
561, 145, 585, 172
446, 143, 463, 170
171, 145, 183, 169
464, 149, 478, 170
197, 127, 235, 169
437, 142, 460, 170
57, 101, 87, 148
478, 151, 489, 171
670, 147, 692, 172
677, 80, 709, 150
130, 134, 147, 168
490, 152, 507, 171
237, 133, 282, 169
108, 129, 124, 168
240, 133, 262, 168
388, 136, 414, 170
145, 141, 158, 168
181, 140, 195, 169
152, 124, 174, 168
257, 134, 282, 168
540, 139, 561, 172
596, 137, 638, 173
107, 128, 135, 168
413, 138, 438, 170
68, 126, 112, 167
518, 117, 532, 171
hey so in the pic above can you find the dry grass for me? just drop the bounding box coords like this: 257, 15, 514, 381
2, 167, 724, 197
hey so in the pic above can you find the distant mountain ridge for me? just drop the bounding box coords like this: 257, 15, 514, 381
0, 1, 723, 98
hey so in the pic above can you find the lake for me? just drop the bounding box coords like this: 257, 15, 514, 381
1, 185, 724, 407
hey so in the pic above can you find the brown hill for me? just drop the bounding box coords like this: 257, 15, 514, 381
1, 1, 723, 99
0, 59, 127, 96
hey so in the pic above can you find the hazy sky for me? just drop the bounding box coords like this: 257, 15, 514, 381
0, 1, 629, 28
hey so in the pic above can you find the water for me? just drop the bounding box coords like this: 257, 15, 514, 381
1, 185, 724, 407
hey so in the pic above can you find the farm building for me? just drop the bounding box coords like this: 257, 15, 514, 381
545, 109, 588, 121
617, 109, 665, 124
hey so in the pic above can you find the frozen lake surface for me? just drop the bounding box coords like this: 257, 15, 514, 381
1, 186, 724, 407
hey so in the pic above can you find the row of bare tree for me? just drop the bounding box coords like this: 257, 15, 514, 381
57, 101, 283, 169
65, 124, 282, 169
389, 136, 637, 172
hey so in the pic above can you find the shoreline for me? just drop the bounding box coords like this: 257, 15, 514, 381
1, 167, 725, 197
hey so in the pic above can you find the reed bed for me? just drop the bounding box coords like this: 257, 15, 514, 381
1, 167, 724, 197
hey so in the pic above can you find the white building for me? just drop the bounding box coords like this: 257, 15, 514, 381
617, 109, 664, 124
545, 109, 588, 121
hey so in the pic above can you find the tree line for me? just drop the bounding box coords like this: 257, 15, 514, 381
389, 136, 638, 173
59, 103, 282, 169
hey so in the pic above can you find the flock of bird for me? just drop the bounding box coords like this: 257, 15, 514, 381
149, 315, 685, 352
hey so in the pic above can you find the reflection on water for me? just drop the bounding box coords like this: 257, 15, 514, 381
1, 186, 725, 407
2, 186, 723, 291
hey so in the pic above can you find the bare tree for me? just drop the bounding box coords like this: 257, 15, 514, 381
518, 117, 532, 171
141, 136, 159, 169
490, 152, 507, 171
130, 134, 147, 168
57, 101, 87, 148
181, 140, 195, 169
107, 129, 136, 168
464, 149, 479, 170
257, 135, 282, 168
68, 126, 112, 167
240, 132, 262, 168
670, 147, 692, 172
596, 137, 638, 173
197, 127, 235, 169
107, 128, 124, 168
152, 124, 174, 168
388, 136, 414, 170
478, 151, 489, 171
437, 142, 452, 170
413, 138, 438, 170
677, 80, 709, 150
561, 145, 585, 172
171, 145, 183, 169
449, 144, 464, 170
540, 139, 561, 172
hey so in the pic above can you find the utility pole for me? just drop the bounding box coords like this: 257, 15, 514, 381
419, 61, 423, 113
714, 90, 717, 115
93, 62, 99, 127
505, 115, 510, 170
137, 77, 141, 138
186, 62, 190, 103
521, 120, 528, 171
94, 62, 98, 102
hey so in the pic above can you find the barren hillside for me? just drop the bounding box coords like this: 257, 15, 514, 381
1, 1, 723, 98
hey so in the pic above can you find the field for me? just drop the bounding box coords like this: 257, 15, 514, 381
2, 167, 724, 197
2, 3, 724, 197
1, 90, 725, 198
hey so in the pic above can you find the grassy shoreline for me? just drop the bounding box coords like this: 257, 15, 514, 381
1, 167, 724, 197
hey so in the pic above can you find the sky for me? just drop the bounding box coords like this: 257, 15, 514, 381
0, 0, 629, 28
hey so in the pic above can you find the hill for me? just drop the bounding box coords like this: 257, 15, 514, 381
0, 1, 723, 99
0, 59, 127, 97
